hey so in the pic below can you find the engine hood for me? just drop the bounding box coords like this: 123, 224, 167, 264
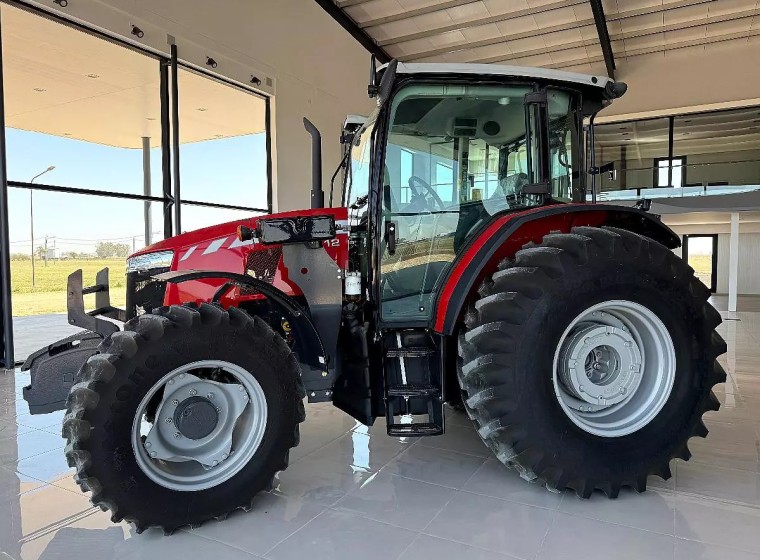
129, 207, 346, 259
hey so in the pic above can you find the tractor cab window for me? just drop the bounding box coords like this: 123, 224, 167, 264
380, 83, 537, 323
345, 117, 375, 211
547, 89, 576, 201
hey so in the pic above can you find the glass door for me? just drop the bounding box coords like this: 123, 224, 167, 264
682, 234, 718, 293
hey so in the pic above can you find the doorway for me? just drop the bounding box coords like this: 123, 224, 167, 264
682, 234, 718, 293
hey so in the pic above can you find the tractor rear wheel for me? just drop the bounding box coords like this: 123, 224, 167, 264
63, 303, 305, 533
458, 226, 726, 498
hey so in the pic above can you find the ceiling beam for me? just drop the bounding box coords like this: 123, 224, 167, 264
395, 0, 713, 62
313, 0, 390, 63
373, 0, 585, 46
589, 0, 615, 79
361, 0, 482, 29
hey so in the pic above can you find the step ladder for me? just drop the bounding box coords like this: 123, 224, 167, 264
384, 332, 444, 437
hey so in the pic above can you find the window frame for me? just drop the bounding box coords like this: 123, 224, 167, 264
0, 1, 273, 366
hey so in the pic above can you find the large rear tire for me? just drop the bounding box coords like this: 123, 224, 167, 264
63, 303, 305, 533
457, 226, 726, 498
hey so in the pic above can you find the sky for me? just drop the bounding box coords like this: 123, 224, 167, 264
6, 128, 269, 256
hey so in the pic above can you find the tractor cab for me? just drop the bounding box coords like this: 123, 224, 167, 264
334, 61, 627, 431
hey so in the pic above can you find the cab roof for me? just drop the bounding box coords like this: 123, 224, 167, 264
390, 61, 614, 90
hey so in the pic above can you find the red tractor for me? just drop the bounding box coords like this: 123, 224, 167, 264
23, 60, 726, 533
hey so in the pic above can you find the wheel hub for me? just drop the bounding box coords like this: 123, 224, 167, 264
552, 301, 676, 437
174, 396, 219, 440
558, 320, 643, 408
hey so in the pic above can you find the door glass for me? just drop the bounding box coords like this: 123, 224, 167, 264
380, 83, 535, 322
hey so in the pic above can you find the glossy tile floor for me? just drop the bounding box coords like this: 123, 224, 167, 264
2, 307, 760, 559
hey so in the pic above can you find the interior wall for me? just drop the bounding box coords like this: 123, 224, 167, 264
600, 40, 760, 121
667, 219, 760, 296
19, 0, 375, 212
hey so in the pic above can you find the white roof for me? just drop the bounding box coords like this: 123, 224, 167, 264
390, 62, 613, 90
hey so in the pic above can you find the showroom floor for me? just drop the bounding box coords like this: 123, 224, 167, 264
1, 306, 760, 559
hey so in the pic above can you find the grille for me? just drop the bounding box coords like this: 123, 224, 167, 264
245, 247, 282, 285
126, 268, 169, 319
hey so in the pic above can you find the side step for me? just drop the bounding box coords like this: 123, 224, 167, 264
384, 331, 444, 437
387, 423, 442, 437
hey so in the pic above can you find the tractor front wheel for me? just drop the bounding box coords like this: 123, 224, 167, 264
63, 303, 305, 533
458, 226, 726, 498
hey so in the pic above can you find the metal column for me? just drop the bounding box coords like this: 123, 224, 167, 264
170, 43, 181, 234
159, 59, 172, 238
142, 136, 152, 247
0, 13, 13, 368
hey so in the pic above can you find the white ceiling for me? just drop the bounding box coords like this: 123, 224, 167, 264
1, 4, 266, 149
338, 0, 760, 76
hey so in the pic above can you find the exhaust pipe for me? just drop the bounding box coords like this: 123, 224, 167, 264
303, 117, 324, 209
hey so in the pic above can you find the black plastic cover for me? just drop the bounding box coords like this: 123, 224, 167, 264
258, 215, 336, 245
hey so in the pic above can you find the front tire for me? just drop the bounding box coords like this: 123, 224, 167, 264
457, 226, 726, 498
63, 303, 305, 533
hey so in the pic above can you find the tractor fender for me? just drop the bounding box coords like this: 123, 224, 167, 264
432, 204, 679, 335
156, 270, 334, 401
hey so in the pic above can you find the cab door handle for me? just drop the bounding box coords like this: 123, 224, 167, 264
385, 221, 397, 255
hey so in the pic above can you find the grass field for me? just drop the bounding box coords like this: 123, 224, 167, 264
688, 254, 713, 289
11, 258, 127, 316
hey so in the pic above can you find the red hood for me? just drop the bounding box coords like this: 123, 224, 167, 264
129, 207, 347, 258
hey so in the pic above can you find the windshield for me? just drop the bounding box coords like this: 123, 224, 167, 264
380, 83, 540, 322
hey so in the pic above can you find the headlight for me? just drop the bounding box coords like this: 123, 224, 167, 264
126, 250, 174, 273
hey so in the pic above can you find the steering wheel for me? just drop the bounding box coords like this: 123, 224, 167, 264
407, 175, 446, 211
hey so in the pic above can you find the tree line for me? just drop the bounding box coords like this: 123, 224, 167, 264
10, 241, 132, 260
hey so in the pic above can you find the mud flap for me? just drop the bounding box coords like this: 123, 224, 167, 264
21, 332, 102, 414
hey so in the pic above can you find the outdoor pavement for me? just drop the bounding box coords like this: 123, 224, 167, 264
12, 314, 83, 363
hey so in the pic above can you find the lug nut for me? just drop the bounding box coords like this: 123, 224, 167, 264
189, 389, 197, 396
145, 442, 152, 448
216, 407, 222, 412
172, 399, 179, 406
207, 392, 215, 399
212, 460, 219, 466
150, 451, 157, 457
174, 431, 182, 439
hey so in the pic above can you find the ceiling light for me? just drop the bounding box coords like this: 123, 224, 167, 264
146, 117, 156, 121
206, 57, 218, 69
197, 107, 207, 112
214, 134, 224, 138
63, 132, 72, 136
33, 87, 46, 92
53, 0, 68, 7
131, 25, 144, 39
87, 73, 100, 79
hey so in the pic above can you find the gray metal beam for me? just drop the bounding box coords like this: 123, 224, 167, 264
589, 0, 615, 79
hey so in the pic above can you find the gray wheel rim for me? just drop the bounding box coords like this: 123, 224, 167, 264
552, 300, 675, 437
131, 360, 268, 491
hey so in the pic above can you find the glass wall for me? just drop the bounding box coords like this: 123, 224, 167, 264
593, 106, 760, 198
0, 3, 270, 362
593, 118, 670, 193
673, 108, 760, 190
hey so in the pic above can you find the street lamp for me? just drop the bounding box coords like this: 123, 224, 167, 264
29, 165, 55, 288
